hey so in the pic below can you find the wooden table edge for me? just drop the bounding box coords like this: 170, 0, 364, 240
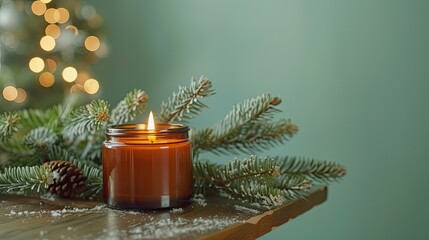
200, 186, 328, 240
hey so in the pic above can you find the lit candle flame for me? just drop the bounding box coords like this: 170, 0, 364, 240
148, 111, 155, 130
148, 111, 156, 143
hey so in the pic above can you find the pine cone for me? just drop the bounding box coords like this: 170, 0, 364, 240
43, 160, 86, 198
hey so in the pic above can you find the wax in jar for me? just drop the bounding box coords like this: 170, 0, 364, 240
102, 124, 192, 210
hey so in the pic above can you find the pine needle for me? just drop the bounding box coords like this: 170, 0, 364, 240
0, 166, 52, 193
158, 76, 215, 123
192, 94, 298, 156
110, 89, 149, 125
62, 99, 109, 139
0, 112, 20, 142
274, 156, 347, 183
18, 105, 67, 131
24, 127, 58, 149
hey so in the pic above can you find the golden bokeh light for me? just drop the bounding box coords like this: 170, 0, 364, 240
45, 24, 61, 39
14, 88, 27, 103
39, 72, 55, 87
57, 8, 70, 24
40, 36, 56, 51
40, 0, 52, 3
76, 72, 90, 84
62, 67, 78, 82
29, 57, 45, 73
70, 84, 84, 93
84, 36, 100, 52
46, 59, 57, 72
65, 25, 79, 37
31, 1, 47, 16
2, 86, 18, 101
44, 8, 60, 23
84, 79, 99, 94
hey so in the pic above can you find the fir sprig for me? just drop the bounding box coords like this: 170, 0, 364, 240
194, 119, 298, 156
24, 127, 58, 149
18, 105, 66, 131
226, 178, 307, 207
193, 155, 345, 207
110, 89, 149, 125
23, 127, 59, 163
275, 156, 347, 183
0, 112, 20, 142
215, 93, 282, 130
0, 166, 52, 193
158, 76, 214, 123
192, 94, 298, 156
62, 99, 109, 139
46, 145, 79, 163
82, 166, 103, 196
0, 138, 32, 157
0, 162, 101, 196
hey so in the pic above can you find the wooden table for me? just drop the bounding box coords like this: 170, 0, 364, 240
0, 186, 327, 239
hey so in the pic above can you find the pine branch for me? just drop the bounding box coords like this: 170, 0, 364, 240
191, 94, 297, 156
193, 156, 282, 187
23, 127, 59, 163
214, 93, 282, 133
193, 156, 312, 208
46, 145, 79, 163
218, 156, 281, 181
193, 160, 221, 193
191, 96, 297, 156
271, 175, 312, 199
77, 135, 104, 161
158, 76, 214, 123
45, 145, 98, 169
1, 106, 69, 165
225, 178, 308, 207
193, 155, 346, 207
0, 112, 20, 142
194, 119, 298, 156
18, 105, 67, 132
0, 140, 37, 168
62, 99, 109, 139
0, 138, 32, 157
81, 165, 103, 196
0, 166, 52, 193
109, 89, 149, 125
274, 156, 347, 183
24, 127, 58, 149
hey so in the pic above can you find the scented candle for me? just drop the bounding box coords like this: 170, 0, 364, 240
102, 123, 193, 210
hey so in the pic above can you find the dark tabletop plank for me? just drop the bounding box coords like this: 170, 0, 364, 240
0, 186, 327, 239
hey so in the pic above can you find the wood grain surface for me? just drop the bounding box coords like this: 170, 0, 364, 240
0, 186, 327, 240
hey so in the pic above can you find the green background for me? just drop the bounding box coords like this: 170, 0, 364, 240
92, 0, 429, 239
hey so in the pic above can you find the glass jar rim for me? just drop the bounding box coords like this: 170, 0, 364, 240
106, 124, 189, 136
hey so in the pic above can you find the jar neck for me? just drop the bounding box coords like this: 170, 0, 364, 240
105, 124, 190, 144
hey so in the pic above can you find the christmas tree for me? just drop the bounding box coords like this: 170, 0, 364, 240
0, 0, 107, 111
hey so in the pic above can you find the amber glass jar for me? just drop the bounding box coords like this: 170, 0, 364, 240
102, 124, 192, 210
